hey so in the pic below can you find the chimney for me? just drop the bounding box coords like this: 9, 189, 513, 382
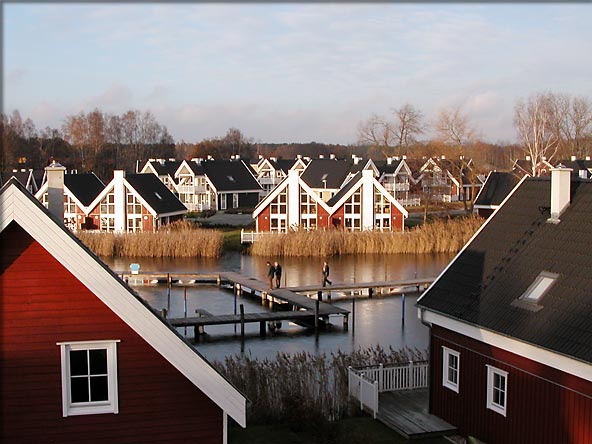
45, 161, 66, 223
586, 156, 591, 161
547, 166, 573, 224
571, 155, 577, 161
319, 154, 324, 159
330, 153, 336, 160
387, 157, 392, 165
526, 155, 531, 161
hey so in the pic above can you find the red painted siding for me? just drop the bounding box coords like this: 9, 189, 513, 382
331, 206, 344, 228
390, 204, 404, 231
430, 325, 592, 444
317, 205, 330, 229
257, 205, 271, 231
1, 222, 224, 443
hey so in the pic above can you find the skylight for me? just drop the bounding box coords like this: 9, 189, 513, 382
520, 271, 559, 303
227, 176, 236, 182
154, 192, 162, 200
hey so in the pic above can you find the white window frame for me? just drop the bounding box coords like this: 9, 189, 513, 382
442, 347, 460, 393
57, 340, 120, 417
486, 365, 508, 417
220, 193, 227, 210
232, 193, 239, 209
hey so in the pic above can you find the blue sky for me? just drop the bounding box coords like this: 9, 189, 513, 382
4, 3, 591, 145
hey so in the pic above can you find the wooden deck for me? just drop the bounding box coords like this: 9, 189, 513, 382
219, 271, 349, 316
168, 310, 317, 327
376, 389, 457, 439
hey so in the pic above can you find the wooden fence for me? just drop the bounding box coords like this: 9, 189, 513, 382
348, 360, 429, 418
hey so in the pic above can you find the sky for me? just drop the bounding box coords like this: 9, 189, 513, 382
4, 3, 591, 145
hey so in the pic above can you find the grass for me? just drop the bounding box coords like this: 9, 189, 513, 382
229, 417, 451, 444
212, 346, 426, 425
249, 215, 483, 257
76, 220, 223, 258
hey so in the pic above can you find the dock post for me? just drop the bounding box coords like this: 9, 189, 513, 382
368, 287, 373, 299
166, 287, 171, 313
184, 287, 188, 336
217, 274, 221, 287
343, 314, 348, 331
401, 293, 406, 325
161, 308, 167, 319
234, 285, 238, 334
327, 289, 331, 303
240, 304, 245, 342
317, 290, 322, 302
314, 298, 320, 333
262, 291, 267, 306
259, 321, 266, 337
352, 297, 356, 335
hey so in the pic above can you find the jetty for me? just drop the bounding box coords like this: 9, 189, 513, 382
116, 269, 435, 341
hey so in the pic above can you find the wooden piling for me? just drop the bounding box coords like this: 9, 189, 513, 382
352, 297, 356, 335
368, 287, 374, 299
314, 298, 320, 333
401, 293, 406, 325
240, 304, 245, 341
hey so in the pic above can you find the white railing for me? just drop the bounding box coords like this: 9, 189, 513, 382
348, 361, 429, 418
240, 230, 278, 243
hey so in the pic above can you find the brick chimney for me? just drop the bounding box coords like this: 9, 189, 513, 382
547, 166, 573, 224
45, 160, 66, 223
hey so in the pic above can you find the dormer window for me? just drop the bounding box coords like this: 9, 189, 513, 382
520, 271, 558, 303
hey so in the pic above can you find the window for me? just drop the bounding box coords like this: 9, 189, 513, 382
220, 194, 227, 210
442, 347, 460, 393
232, 193, 239, 209
520, 271, 558, 303
486, 365, 508, 416
58, 340, 119, 417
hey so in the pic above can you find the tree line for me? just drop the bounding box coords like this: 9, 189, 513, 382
2, 91, 590, 182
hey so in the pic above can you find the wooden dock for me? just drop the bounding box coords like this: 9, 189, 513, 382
377, 389, 457, 439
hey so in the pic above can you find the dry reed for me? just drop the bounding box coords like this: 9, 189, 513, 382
249, 215, 484, 257
76, 220, 223, 258
212, 345, 426, 425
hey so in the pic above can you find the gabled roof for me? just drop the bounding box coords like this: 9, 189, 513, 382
326, 171, 408, 218
64, 173, 105, 206
176, 159, 206, 177
473, 171, 521, 208
300, 159, 355, 189
142, 159, 183, 177
0, 169, 37, 192
201, 160, 262, 192
0, 178, 246, 425
557, 159, 592, 178
252, 172, 331, 218
418, 176, 592, 373
124, 174, 187, 216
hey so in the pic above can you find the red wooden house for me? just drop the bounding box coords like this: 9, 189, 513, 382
417, 167, 592, 443
0, 178, 246, 443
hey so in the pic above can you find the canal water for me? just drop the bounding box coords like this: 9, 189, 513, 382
104, 252, 454, 362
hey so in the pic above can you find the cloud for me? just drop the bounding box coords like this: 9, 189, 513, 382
80, 84, 134, 111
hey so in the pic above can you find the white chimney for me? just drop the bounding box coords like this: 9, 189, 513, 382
45, 161, 66, 223
548, 167, 573, 224
330, 153, 336, 160
402, 155, 407, 160
387, 157, 393, 165
319, 154, 324, 159
526, 155, 531, 161
586, 156, 591, 161
571, 155, 577, 161
441, 155, 446, 160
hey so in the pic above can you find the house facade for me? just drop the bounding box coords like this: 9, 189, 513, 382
252, 169, 407, 232
86, 170, 186, 232
0, 178, 246, 443
417, 168, 592, 443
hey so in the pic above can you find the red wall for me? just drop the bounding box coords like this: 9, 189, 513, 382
430, 325, 592, 444
1, 222, 224, 443
317, 205, 330, 229
390, 204, 404, 231
257, 205, 271, 231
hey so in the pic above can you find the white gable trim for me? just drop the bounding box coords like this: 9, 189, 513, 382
35, 181, 89, 215
0, 183, 246, 427
252, 176, 289, 218
420, 310, 592, 383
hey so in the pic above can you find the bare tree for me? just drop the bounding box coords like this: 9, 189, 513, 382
435, 106, 477, 211
514, 92, 560, 176
392, 103, 424, 154
357, 113, 394, 156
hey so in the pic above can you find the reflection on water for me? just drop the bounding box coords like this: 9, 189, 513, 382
103, 252, 453, 362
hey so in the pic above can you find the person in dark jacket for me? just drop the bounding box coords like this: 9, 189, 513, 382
266, 261, 275, 291
274, 261, 282, 288
322, 261, 332, 287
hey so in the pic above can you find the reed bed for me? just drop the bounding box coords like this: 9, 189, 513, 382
76, 220, 223, 258
249, 215, 484, 257
212, 345, 426, 425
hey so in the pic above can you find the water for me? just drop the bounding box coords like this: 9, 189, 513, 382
104, 252, 453, 362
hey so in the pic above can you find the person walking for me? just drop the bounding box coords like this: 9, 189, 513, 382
322, 261, 332, 287
274, 261, 282, 288
266, 261, 275, 291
